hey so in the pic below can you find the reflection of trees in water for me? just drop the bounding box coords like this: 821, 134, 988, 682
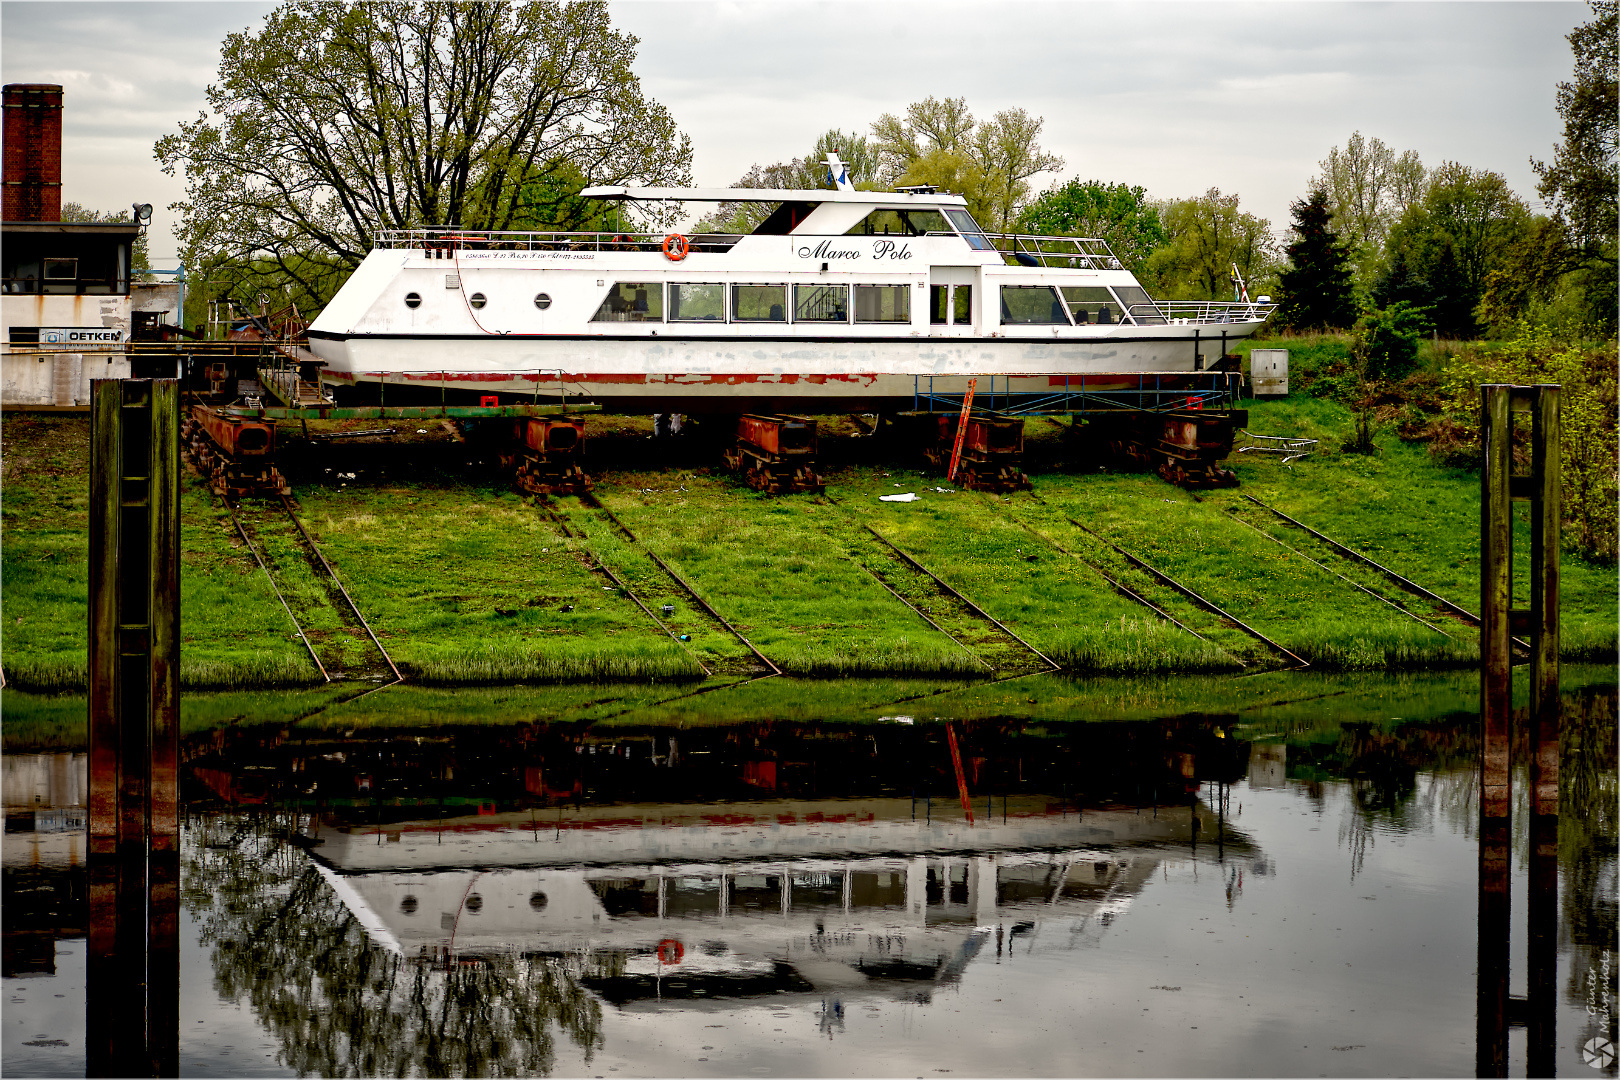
1558, 687, 1617, 1017
182, 814, 603, 1077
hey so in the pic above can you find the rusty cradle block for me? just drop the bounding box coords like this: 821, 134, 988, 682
725, 414, 825, 495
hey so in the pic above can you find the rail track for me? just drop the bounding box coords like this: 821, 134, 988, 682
218, 491, 403, 687
1238, 493, 1521, 649
808, 495, 1057, 676
548, 492, 781, 676
532, 496, 715, 676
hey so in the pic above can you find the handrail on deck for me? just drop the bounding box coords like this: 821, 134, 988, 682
374, 227, 746, 253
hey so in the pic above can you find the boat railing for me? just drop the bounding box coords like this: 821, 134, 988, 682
982, 233, 1124, 270
1129, 300, 1278, 325
374, 228, 747, 254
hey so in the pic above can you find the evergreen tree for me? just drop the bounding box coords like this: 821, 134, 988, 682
1274, 189, 1357, 330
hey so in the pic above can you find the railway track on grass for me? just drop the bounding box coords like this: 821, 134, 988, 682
811, 495, 1056, 675
221, 492, 403, 688
1239, 493, 1524, 651
532, 497, 713, 677
1032, 498, 1308, 669
549, 492, 780, 676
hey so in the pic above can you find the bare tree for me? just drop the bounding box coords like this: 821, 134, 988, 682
155, 1, 692, 304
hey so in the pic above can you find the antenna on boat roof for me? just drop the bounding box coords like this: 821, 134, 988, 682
824, 152, 853, 192
894, 184, 938, 195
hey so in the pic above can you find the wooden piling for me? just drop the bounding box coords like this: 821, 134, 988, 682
86, 378, 180, 1078
1478, 384, 1512, 821
1477, 382, 1562, 1078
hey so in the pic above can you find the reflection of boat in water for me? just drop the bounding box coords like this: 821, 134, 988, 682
304, 794, 1260, 1008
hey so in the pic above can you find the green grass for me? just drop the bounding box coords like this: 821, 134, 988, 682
1, 413, 319, 691
3, 387, 1612, 701
290, 479, 704, 683
581, 472, 994, 677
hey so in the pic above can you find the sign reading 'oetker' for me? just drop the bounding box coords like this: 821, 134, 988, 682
40, 327, 125, 346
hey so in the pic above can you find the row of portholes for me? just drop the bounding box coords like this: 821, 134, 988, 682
403, 292, 551, 310
398, 891, 548, 914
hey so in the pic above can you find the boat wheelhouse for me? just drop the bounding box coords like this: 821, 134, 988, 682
307, 165, 1275, 413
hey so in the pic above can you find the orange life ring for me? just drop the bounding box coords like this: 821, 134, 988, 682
662, 233, 690, 261
656, 938, 684, 964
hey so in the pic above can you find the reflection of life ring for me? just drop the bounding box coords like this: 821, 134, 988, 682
662, 233, 690, 261
656, 938, 684, 964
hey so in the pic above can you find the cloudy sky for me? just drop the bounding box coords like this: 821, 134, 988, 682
0, 1, 1588, 267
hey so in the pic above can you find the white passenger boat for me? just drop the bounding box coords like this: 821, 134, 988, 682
307, 158, 1275, 413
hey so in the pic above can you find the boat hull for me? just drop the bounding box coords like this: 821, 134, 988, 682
310, 326, 1261, 413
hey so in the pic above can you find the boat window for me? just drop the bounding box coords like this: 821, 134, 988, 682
944, 209, 996, 251
1000, 285, 1070, 325
404, 292, 422, 309
732, 284, 788, 322
1059, 286, 1122, 326
794, 284, 848, 322
751, 201, 817, 235
1109, 285, 1166, 325
669, 283, 725, 321
533, 293, 551, 310
854, 284, 910, 323
953, 284, 973, 324
469, 292, 487, 310
591, 282, 663, 322
931, 284, 973, 325
845, 209, 953, 236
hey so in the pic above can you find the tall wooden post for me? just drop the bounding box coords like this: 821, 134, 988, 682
87, 378, 180, 1077
1476, 382, 1561, 1078
1527, 384, 1561, 1077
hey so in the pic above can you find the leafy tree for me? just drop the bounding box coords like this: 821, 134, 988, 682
1274, 188, 1357, 331
971, 108, 1064, 232
1343, 302, 1432, 453
871, 96, 976, 179
1530, 0, 1618, 332
691, 129, 883, 234
156, 1, 692, 308
896, 148, 994, 223
60, 202, 150, 277
1016, 179, 1166, 268
1376, 163, 1533, 337
869, 97, 1061, 229
1139, 188, 1277, 300
1314, 132, 1426, 288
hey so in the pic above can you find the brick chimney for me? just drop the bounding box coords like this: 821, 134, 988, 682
3, 83, 63, 222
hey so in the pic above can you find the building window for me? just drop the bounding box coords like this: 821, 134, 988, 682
591, 282, 663, 322
731, 284, 787, 322
794, 284, 847, 322
854, 284, 910, 323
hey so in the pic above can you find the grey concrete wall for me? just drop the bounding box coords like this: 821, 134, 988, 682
2, 350, 131, 406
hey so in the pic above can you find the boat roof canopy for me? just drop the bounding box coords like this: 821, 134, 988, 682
581, 185, 968, 207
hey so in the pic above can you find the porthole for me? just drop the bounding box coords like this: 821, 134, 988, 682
466, 893, 483, 913
529, 891, 548, 911
404, 292, 422, 309
533, 293, 552, 310
469, 292, 487, 309
400, 895, 419, 915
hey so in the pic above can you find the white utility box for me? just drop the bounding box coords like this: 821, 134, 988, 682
1250, 349, 1289, 397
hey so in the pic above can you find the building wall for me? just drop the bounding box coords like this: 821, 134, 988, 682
2, 351, 131, 406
